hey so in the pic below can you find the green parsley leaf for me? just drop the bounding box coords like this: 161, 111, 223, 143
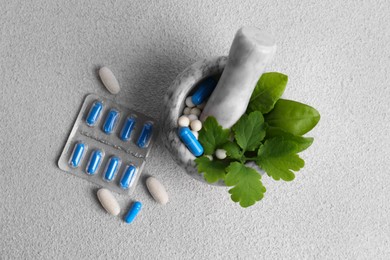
247, 72, 288, 114
222, 141, 242, 161
232, 111, 266, 152
198, 116, 230, 155
256, 136, 305, 181
225, 162, 266, 207
194, 156, 228, 183
265, 125, 313, 153
264, 99, 320, 136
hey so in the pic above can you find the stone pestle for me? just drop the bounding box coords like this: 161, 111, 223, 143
200, 27, 277, 128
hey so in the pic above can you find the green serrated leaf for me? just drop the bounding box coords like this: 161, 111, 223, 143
225, 162, 266, 207
195, 156, 228, 183
232, 111, 266, 152
247, 72, 288, 114
256, 136, 305, 181
265, 99, 320, 136
198, 117, 230, 155
222, 141, 242, 161
265, 125, 313, 153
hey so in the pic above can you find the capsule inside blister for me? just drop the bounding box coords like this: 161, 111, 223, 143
103, 109, 120, 134
137, 121, 153, 148
119, 164, 137, 189
86, 101, 103, 126
103, 156, 121, 182
69, 142, 86, 168
86, 150, 103, 175
120, 116, 137, 141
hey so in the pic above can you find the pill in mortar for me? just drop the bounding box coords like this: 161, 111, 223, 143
146, 177, 169, 205
137, 122, 153, 148
197, 102, 206, 109
178, 116, 190, 127
190, 120, 202, 132
103, 109, 120, 134
120, 165, 137, 189
97, 188, 120, 216
124, 201, 142, 224
103, 156, 121, 181
185, 96, 195, 108
86, 149, 103, 175
190, 107, 201, 116
99, 67, 121, 94
69, 142, 85, 168
178, 127, 204, 157
187, 114, 198, 122
183, 107, 191, 115
191, 130, 199, 139
120, 116, 136, 141
191, 77, 218, 105
86, 101, 103, 126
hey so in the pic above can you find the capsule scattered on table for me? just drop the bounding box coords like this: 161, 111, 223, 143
146, 177, 169, 205
97, 188, 120, 216
124, 201, 142, 224
99, 67, 121, 94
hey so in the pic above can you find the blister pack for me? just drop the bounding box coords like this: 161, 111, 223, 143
58, 94, 158, 195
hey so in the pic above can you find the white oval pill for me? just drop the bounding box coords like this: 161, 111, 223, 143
190, 107, 201, 116
99, 67, 120, 94
178, 115, 190, 127
97, 188, 120, 216
215, 149, 227, 159
183, 107, 191, 115
146, 177, 169, 205
187, 114, 198, 122
185, 96, 195, 108
191, 130, 199, 139
190, 120, 202, 132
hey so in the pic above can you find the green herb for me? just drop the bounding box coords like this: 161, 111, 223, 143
194, 71, 320, 207
198, 117, 230, 155
264, 99, 320, 136
247, 72, 288, 114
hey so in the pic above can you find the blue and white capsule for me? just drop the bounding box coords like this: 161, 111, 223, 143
191, 77, 218, 105
69, 142, 86, 168
120, 164, 137, 189
103, 109, 120, 134
137, 122, 153, 148
86, 101, 103, 126
103, 156, 121, 181
120, 116, 137, 141
86, 150, 103, 175
124, 201, 142, 224
178, 127, 204, 157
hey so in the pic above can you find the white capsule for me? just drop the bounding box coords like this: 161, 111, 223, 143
215, 149, 227, 160
188, 114, 198, 122
183, 107, 191, 115
197, 102, 206, 109
97, 188, 120, 216
190, 120, 202, 132
178, 115, 190, 127
190, 107, 201, 116
99, 67, 120, 94
185, 96, 195, 108
146, 177, 169, 205
191, 130, 199, 139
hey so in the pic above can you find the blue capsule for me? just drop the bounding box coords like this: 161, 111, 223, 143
191, 77, 218, 105
69, 142, 85, 168
86, 101, 103, 126
103, 156, 121, 181
120, 165, 137, 189
86, 150, 103, 175
103, 109, 120, 134
124, 201, 142, 224
120, 116, 137, 141
178, 127, 204, 157
137, 122, 153, 148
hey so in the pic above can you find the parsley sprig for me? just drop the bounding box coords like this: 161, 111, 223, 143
194, 72, 320, 207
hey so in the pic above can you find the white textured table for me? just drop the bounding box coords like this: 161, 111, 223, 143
1, 1, 389, 259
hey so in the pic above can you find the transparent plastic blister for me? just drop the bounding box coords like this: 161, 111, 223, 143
58, 94, 158, 195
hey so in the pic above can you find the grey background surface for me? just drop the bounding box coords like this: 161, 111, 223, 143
1, 0, 389, 259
